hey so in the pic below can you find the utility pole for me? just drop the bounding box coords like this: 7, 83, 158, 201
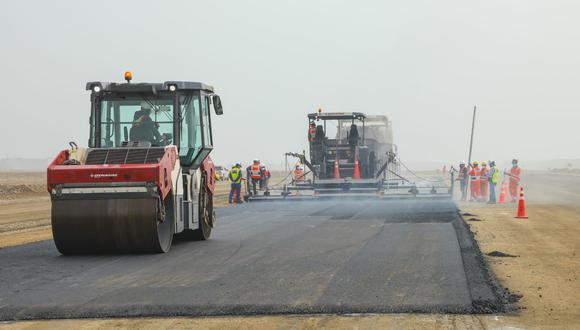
465, 105, 477, 201
468, 105, 477, 166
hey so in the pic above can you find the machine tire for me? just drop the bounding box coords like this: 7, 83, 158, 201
192, 173, 214, 240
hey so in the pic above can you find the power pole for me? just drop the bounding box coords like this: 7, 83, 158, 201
468, 105, 477, 165
465, 105, 477, 201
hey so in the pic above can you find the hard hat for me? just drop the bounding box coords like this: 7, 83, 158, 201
235, 163, 241, 167
460, 160, 466, 165
473, 161, 479, 165
253, 159, 260, 163
481, 161, 487, 166
140, 101, 151, 110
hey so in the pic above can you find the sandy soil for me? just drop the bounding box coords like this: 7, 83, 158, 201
0, 172, 51, 248
1, 171, 579, 329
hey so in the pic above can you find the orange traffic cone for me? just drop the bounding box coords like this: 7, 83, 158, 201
515, 187, 528, 219
498, 181, 507, 204
334, 160, 340, 180
353, 158, 361, 180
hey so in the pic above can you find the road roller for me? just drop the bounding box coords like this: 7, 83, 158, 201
47, 72, 224, 254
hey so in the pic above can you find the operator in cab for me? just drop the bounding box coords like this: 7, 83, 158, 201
130, 102, 162, 145
348, 123, 359, 160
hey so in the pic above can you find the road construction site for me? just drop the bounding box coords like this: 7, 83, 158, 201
1, 170, 579, 328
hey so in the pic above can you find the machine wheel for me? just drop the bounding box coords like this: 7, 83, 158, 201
178, 173, 214, 241
51, 191, 175, 254
192, 173, 214, 240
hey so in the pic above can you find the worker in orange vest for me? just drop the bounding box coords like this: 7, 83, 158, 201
261, 164, 271, 190
480, 161, 489, 202
505, 159, 521, 202
308, 123, 316, 142
468, 161, 481, 202
294, 165, 305, 182
246, 159, 262, 196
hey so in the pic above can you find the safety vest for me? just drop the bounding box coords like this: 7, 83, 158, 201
308, 126, 316, 142
490, 166, 499, 184
509, 166, 521, 183
294, 169, 304, 181
481, 167, 489, 180
469, 167, 481, 181
250, 165, 261, 179
229, 168, 242, 184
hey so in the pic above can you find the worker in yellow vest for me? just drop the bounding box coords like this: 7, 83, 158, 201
488, 161, 500, 204
228, 163, 243, 204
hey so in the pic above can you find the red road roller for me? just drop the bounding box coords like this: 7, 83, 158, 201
47, 72, 224, 254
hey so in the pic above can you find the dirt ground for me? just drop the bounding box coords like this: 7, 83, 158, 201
0, 172, 51, 248
1, 171, 579, 329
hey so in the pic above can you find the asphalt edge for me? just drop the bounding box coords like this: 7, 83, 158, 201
452, 203, 512, 314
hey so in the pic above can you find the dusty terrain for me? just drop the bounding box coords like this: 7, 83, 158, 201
0, 171, 578, 329
0, 172, 50, 248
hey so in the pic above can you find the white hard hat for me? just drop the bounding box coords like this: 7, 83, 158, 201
140, 101, 151, 110
460, 160, 466, 165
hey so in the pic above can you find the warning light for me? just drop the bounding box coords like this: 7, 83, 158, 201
124, 71, 133, 83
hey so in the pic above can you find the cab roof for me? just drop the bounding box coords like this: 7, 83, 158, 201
308, 112, 366, 120
86, 81, 214, 94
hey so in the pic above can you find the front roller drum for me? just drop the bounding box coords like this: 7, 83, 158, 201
51, 197, 173, 254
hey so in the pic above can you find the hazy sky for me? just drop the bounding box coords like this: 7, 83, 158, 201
1, 0, 579, 167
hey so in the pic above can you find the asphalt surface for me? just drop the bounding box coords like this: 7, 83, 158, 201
0, 199, 502, 320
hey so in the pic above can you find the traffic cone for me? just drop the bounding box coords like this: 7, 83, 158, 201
498, 181, 507, 204
353, 158, 361, 180
334, 160, 340, 180
515, 187, 528, 219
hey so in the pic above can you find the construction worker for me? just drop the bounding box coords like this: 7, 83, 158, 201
505, 159, 521, 202
228, 163, 243, 204
246, 159, 262, 196
488, 160, 500, 204
294, 165, 305, 182
480, 161, 489, 202
468, 161, 481, 202
130, 102, 162, 144
456, 161, 468, 201
308, 122, 316, 142
261, 164, 271, 190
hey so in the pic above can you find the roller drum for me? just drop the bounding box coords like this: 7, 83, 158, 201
51, 197, 173, 254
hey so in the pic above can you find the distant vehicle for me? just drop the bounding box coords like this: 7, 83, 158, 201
215, 166, 229, 181
308, 112, 397, 179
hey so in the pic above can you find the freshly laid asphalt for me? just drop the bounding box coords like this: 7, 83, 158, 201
0, 199, 502, 320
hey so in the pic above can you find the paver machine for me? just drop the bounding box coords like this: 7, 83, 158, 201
47, 72, 224, 254
307, 111, 398, 194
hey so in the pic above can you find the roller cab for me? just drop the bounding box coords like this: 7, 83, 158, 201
47, 74, 224, 254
